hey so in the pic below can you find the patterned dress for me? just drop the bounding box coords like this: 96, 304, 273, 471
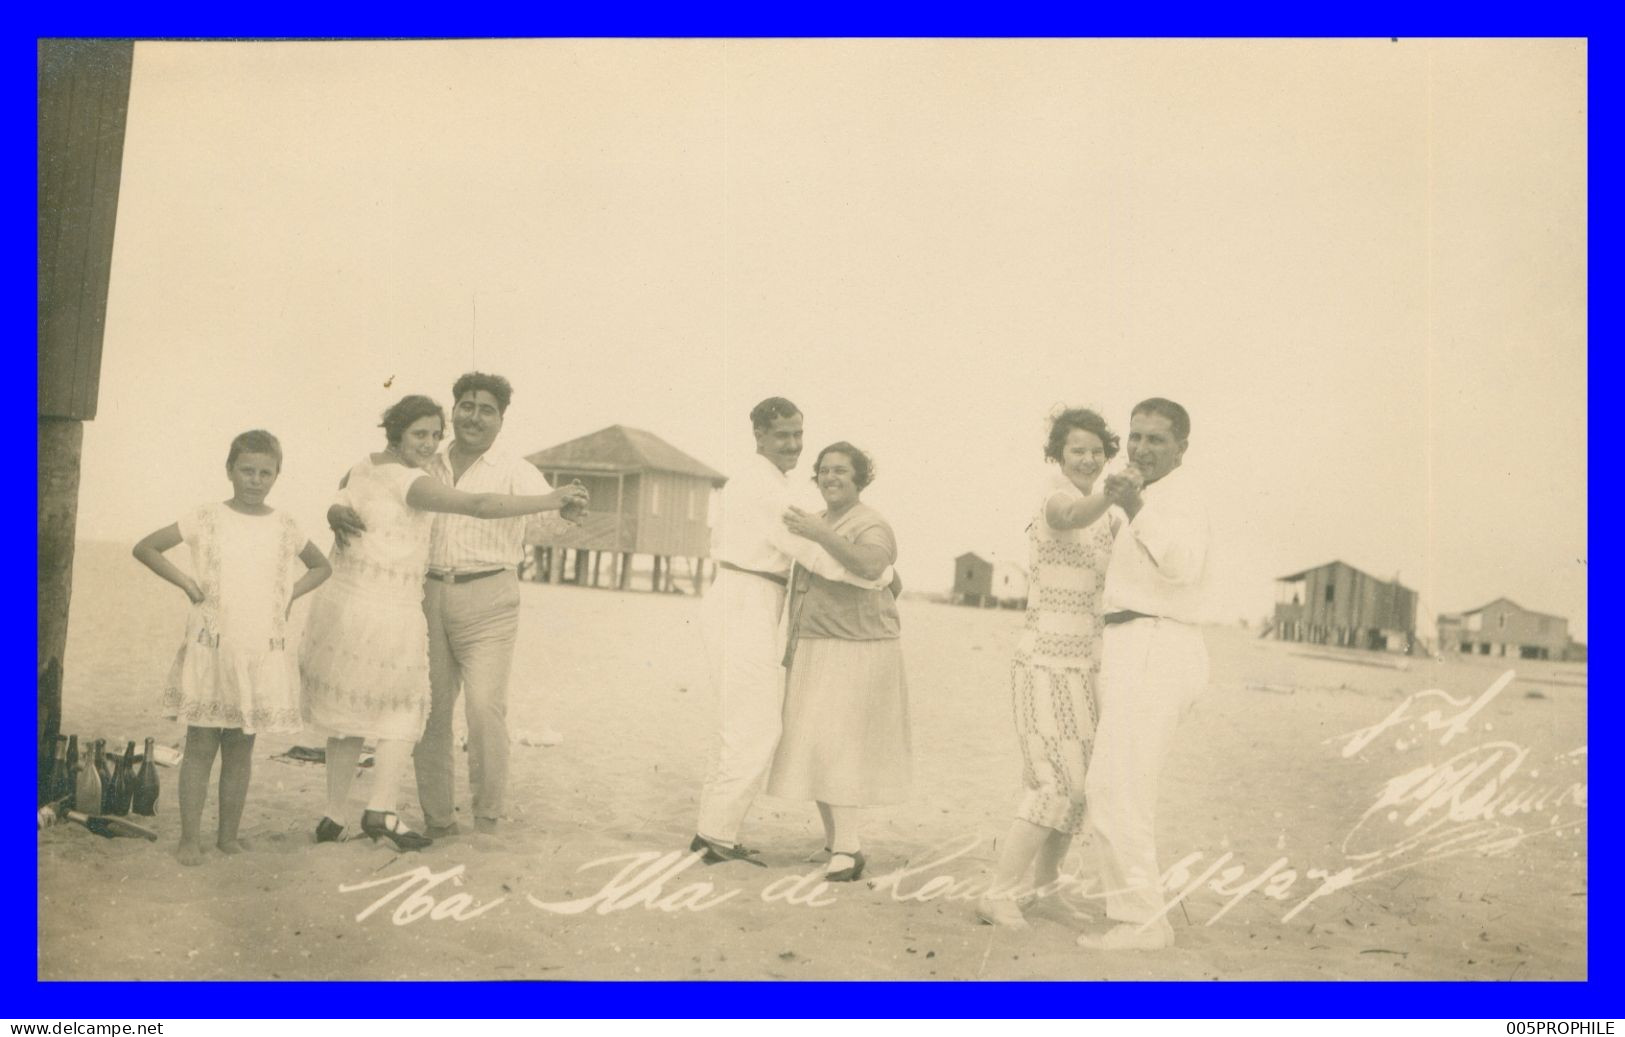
161, 503, 307, 733
1008, 474, 1121, 834
299, 459, 435, 742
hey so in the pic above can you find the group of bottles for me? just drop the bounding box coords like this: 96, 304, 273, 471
44, 735, 159, 817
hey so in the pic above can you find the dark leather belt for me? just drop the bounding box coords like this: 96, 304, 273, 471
717, 560, 788, 587
426, 568, 506, 584
1103, 610, 1157, 626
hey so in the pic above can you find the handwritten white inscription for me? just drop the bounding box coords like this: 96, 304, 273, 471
338, 863, 506, 925
339, 669, 1585, 930
527, 850, 741, 915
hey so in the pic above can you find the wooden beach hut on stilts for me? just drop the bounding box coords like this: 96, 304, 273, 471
523, 426, 727, 594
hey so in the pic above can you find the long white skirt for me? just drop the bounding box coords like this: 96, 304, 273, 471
767, 637, 911, 807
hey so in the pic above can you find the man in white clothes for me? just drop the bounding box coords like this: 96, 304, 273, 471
1077, 396, 1212, 950
690, 397, 894, 864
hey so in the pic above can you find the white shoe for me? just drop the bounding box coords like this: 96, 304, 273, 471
975, 897, 1031, 930
1076, 922, 1173, 950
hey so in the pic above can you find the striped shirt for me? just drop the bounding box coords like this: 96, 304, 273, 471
424, 443, 553, 573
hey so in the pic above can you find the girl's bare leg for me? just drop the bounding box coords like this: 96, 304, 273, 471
177, 726, 221, 866
215, 728, 256, 853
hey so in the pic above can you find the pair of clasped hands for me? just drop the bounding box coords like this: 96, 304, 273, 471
1101, 463, 1145, 513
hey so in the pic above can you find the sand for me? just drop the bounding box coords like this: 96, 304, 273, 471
38, 542, 1586, 981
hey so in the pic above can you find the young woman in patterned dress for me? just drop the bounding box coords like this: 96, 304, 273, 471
976, 408, 1122, 928
299, 396, 587, 851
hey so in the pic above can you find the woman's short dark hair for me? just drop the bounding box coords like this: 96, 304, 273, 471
379, 395, 446, 445
750, 396, 801, 432
452, 371, 514, 414
226, 429, 283, 472
812, 441, 875, 490
1044, 408, 1119, 463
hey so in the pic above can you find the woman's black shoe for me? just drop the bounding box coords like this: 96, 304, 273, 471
314, 816, 345, 843
361, 810, 433, 851
826, 849, 866, 882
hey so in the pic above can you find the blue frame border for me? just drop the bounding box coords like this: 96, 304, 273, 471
16, 9, 1609, 1020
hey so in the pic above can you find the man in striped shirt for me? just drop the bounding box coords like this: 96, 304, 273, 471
331, 372, 585, 837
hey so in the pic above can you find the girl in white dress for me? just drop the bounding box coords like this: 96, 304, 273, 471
133, 430, 332, 865
299, 395, 588, 851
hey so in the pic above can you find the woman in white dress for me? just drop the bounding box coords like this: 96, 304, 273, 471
299, 395, 587, 851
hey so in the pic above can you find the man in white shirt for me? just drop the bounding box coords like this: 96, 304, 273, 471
690, 397, 893, 864
332, 372, 584, 838
1077, 397, 1212, 950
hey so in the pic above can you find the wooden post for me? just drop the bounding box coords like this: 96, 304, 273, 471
693, 557, 705, 596
38, 41, 134, 800
575, 549, 589, 585
613, 472, 625, 587
650, 555, 661, 592
592, 550, 602, 588
38, 420, 82, 805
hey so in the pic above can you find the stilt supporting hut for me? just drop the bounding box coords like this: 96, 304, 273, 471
523, 426, 726, 594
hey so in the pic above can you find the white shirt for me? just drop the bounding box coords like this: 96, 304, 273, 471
424, 442, 554, 573
713, 453, 892, 587
1102, 464, 1210, 624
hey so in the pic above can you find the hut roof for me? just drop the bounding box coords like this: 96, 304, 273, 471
526, 425, 727, 486
1277, 559, 1415, 593
1457, 597, 1565, 622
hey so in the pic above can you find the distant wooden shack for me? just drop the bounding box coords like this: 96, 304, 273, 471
1272, 560, 1417, 652
953, 551, 1029, 609
1436, 598, 1576, 661
523, 425, 727, 593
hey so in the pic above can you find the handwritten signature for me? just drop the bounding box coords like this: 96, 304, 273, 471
339, 668, 1585, 929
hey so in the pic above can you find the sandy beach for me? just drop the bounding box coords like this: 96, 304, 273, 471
38, 541, 1586, 982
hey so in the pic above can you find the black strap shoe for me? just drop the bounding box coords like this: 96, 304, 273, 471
362, 810, 433, 852
314, 816, 345, 843
689, 833, 767, 867
826, 849, 866, 882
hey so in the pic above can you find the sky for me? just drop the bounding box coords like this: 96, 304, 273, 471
75, 38, 1588, 639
